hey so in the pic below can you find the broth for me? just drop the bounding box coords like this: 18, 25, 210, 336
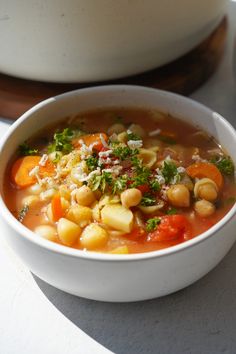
4, 108, 236, 254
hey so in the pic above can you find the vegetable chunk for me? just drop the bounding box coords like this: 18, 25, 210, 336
57, 218, 81, 246
11, 156, 55, 188
186, 162, 223, 189
101, 204, 133, 233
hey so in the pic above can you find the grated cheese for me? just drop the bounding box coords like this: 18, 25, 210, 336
98, 150, 113, 157
127, 140, 143, 149
177, 166, 185, 174
29, 165, 40, 177
100, 133, 109, 148
39, 154, 48, 166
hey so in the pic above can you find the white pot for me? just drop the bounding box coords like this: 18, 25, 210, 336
0, 0, 228, 82
0, 85, 236, 302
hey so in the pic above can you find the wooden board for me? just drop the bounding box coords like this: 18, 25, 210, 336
0, 17, 227, 120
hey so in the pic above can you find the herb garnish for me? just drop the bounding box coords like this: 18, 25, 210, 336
141, 193, 156, 206
149, 179, 160, 192
48, 128, 74, 154
19, 142, 38, 156
112, 146, 139, 160
146, 217, 161, 232
18, 205, 29, 222
161, 161, 180, 184
112, 175, 128, 194
166, 207, 177, 215
90, 171, 113, 193
127, 131, 141, 141
211, 156, 234, 176
86, 154, 99, 172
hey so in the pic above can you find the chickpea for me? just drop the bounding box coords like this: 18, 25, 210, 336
194, 200, 215, 217
107, 123, 125, 135
91, 202, 101, 222
121, 188, 142, 209
75, 185, 96, 206
196, 183, 218, 202
80, 223, 108, 250
66, 205, 92, 228
167, 184, 190, 207
34, 225, 57, 242
57, 218, 81, 246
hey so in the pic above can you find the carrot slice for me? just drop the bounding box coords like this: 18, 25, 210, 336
186, 162, 223, 189
51, 194, 64, 222
11, 156, 55, 188
73, 133, 108, 151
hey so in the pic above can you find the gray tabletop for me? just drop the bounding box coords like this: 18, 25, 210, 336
2, 3, 236, 354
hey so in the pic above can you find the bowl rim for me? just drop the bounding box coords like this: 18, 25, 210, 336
1, 84, 236, 262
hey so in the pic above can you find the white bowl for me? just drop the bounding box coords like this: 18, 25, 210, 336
0, 85, 236, 302
0, 0, 227, 82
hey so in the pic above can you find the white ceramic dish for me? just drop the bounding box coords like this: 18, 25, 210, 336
0, 0, 227, 82
0, 85, 236, 302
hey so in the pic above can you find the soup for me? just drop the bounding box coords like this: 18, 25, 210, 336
4, 108, 236, 254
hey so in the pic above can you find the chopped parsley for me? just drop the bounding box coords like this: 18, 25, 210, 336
18, 205, 29, 222
19, 142, 38, 156
127, 131, 141, 141
130, 168, 151, 188
112, 146, 139, 160
86, 154, 99, 172
141, 193, 156, 206
48, 128, 74, 154
130, 157, 151, 188
211, 156, 234, 176
90, 171, 113, 193
166, 207, 177, 215
161, 160, 180, 184
149, 179, 160, 192
112, 175, 128, 194
130, 156, 142, 168
51, 151, 62, 163
146, 217, 161, 232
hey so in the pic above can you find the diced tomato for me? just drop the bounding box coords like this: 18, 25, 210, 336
124, 227, 147, 242
147, 215, 192, 242
137, 184, 150, 193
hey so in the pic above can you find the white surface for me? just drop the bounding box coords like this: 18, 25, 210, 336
0, 120, 112, 354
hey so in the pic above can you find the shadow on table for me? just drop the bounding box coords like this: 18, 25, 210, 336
34, 244, 236, 354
